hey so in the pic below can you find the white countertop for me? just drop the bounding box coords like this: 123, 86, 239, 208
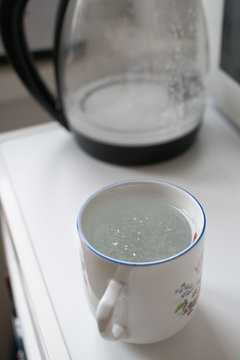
0, 105, 240, 359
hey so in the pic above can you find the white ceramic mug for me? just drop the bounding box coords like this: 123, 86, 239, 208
77, 180, 206, 344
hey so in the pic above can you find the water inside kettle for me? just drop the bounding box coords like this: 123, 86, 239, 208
66, 72, 205, 146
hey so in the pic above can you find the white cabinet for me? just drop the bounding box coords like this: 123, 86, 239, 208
0, 107, 240, 359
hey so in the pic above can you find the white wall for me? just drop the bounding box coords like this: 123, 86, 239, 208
202, 0, 224, 72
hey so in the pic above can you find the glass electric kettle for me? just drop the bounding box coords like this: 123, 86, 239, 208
0, 0, 208, 164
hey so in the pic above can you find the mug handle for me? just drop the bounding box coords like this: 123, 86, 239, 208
96, 279, 126, 340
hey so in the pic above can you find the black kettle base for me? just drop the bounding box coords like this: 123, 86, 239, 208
74, 126, 201, 165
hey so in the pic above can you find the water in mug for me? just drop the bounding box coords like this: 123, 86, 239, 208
89, 194, 194, 263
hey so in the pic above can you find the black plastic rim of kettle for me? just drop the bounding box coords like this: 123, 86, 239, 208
74, 125, 200, 165
0, 0, 201, 165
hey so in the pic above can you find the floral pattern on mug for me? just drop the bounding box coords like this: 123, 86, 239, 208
194, 251, 203, 275
174, 281, 201, 316
174, 251, 203, 317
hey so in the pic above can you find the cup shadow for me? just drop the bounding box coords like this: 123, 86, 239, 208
122, 306, 225, 360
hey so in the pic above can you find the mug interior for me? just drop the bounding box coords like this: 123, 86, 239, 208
78, 180, 205, 264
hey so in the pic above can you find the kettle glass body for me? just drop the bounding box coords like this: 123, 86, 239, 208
59, 0, 208, 151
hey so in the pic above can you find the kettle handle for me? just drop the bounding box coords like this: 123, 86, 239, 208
0, 0, 69, 130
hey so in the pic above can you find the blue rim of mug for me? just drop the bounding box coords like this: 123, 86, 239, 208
76, 179, 206, 266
